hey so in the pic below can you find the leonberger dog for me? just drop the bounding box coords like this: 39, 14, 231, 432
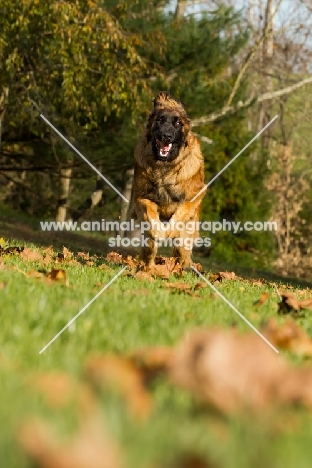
129, 91, 205, 270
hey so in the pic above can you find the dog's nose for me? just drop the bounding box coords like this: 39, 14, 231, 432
163, 131, 173, 140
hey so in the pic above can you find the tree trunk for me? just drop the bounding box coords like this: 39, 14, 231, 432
174, 0, 187, 20
56, 164, 72, 222
0, 87, 9, 150
71, 171, 105, 221
259, 0, 274, 149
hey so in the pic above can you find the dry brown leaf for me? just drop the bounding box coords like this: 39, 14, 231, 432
150, 263, 170, 279
254, 292, 269, 307
298, 298, 312, 309
85, 355, 153, 420
17, 417, 121, 468
165, 282, 192, 293
155, 256, 184, 276
130, 346, 174, 381
207, 271, 236, 282
29, 372, 95, 413
123, 255, 139, 270
47, 269, 67, 283
134, 271, 155, 282
63, 246, 73, 260
77, 252, 90, 261
220, 271, 236, 280
42, 255, 53, 265
105, 251, 124, 265
164, 282, 201, 297
98, 263, 112, 270
20, 248, 43, 262
41, 246, 54, 256
0, 281, 7, 289
27, 270, 45, 279
278, 291, 300, 314
192, 262, 204, 273
252, 280, 263, 287
172, 453, 217, 468
169, 328, 289, 414
194, 282, 208, 290
262, 317, 312, 356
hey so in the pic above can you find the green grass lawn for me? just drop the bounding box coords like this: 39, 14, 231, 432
1, 230, 312, 468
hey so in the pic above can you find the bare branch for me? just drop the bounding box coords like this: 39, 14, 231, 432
193, 132, 213, 144
192, 75, 312, 126
225, 0, 283, 108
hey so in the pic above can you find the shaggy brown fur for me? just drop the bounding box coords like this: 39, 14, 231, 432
128, 91, 205, 269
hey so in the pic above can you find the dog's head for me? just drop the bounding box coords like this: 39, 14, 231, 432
147, 91, 191, 162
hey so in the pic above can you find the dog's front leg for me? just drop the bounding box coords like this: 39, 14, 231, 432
135, 198, 165, 269
167, 199, 202, 239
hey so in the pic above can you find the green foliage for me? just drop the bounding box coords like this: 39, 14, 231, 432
0, 0, 274, 267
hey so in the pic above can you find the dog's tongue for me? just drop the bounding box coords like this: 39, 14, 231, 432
162, 144, 171, 152
156, 140, 172, 155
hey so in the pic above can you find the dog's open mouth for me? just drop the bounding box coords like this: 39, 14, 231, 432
156, 139, 173, 158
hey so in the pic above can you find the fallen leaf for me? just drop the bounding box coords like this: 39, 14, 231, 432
43, 255, 53, 265
29, 372, 95, 412
47, 269, 67, 283
165, 282, 192, 293
155, 256, 183, 276
298, 298, 312, 309
41, 246, 54, 256
134, 271, 155, 282
207, 271, 236, 282
194, 282, 208, 290
262, 317, 312, 356
77, 252, 90, 261
172, 452, 217, 468
27, 270, 45, 279
169, 328, 289, 414
105, 252, 124, 265
164, 281, 201, 297
98, 263, 112, 270
85, 355, 153, 420
63, 246, 74, 260
220, 271, 236, 280
0, 281, 7, 289
20, 248, 43, 262
150, 263, 170, 279
278, 291, 300, 314
17, 417, 121, 468
252, 280, 263, 287
254, 292, 269, 307
130, 346, 174, 381
192, 262, 204, 273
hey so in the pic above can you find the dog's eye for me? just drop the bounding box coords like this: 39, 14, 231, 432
175, 120, 181, 127
156, 116, 165, 123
